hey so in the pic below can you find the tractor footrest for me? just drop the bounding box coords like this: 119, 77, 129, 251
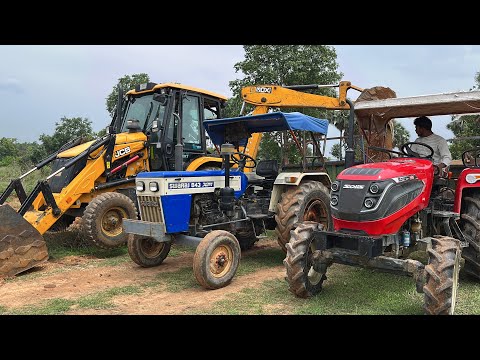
314, 230, 383, 259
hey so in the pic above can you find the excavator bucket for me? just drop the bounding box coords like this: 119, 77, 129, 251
0, 204, 48, 277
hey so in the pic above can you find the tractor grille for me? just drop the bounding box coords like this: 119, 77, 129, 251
137, 195, 163, 223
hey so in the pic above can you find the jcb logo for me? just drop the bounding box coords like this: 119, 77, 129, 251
255, 87, 272, 94
114, 146, 131, 158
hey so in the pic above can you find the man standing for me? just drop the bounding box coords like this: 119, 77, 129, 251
412, 116, 452, 174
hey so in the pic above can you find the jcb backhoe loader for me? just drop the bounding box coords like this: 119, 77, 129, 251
0, 82, 229, 277
237, 81, 397, 251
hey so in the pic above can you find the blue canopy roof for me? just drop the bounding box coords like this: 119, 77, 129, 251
203, 111, 329, 146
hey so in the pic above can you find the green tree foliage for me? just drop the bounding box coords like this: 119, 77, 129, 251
446, 71, 480, 159
447, 114, 480, 159
105, 73, 150, 115
228, 45, 343, 163
0, 138, 45, 168
0, 138, 17, 166
39, 117, 96, 155
393, 121, 410, 148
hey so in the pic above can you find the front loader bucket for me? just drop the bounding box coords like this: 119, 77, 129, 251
0, 204, 48, 277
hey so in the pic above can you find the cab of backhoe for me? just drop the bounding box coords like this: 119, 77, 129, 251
118, 82, 228, 172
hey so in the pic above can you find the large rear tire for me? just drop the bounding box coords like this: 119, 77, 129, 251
460, 194, 480, 280
423, 236, 461, 315
193, 230, 241, 290
127, 235, 172, 267
284, 221, 328, 298
275, 180, 332, 253
82, 192, 137, 249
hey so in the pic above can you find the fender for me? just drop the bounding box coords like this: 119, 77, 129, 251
454, 167, 480, 213
268, 172, 331, 212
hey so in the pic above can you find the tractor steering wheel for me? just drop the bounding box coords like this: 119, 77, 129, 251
231, 152, 257, 171
401, 142, 434, 159
368, 146, 405, 158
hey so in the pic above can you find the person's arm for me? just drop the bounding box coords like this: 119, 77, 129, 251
438, 137, 452, 167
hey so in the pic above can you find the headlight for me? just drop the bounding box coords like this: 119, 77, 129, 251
331, 181, 340, 192
330, 195, 339, 206
364, 198, 376, 209
136, 181, 145, 192
369, 183, 380, 194
466, 174, 480, 184
149, 181, 159, 192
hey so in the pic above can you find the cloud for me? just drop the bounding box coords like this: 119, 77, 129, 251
0, 78, 24, 94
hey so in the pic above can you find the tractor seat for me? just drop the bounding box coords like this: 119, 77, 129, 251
255, 160, 279, 179
248, 160, 279, 189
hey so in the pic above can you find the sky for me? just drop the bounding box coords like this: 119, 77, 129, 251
1, 45, 479, 152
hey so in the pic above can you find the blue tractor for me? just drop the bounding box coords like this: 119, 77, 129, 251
123, 111, 332, 289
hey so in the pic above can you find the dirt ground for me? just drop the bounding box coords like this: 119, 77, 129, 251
0, 238, 285, 315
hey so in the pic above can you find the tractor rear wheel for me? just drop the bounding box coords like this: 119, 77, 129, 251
275, 180, 332, 253
460, 194, 480, 280
127, 235, 172, 267
193, 230, 241, 290
284, 221, 329, 298
82, 192, 137, 249
423, 236, 461, 315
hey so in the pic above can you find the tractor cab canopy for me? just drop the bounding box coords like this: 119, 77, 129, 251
203, 111, 329, 146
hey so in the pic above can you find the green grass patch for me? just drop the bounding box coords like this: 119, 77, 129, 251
236, 248, 285, 276
187, 264, 429, 315
156, 266, 197, 292
77, 285, 142, 310
3, 284, 144, 315
454, 275, 480, 315
7, 298, 76, 315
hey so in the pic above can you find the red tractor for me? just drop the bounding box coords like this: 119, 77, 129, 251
284, 142, 480, 314
284, 140, 480, 315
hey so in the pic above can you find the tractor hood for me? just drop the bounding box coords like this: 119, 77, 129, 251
331, 158, 434, 235
337, 158, 433, 182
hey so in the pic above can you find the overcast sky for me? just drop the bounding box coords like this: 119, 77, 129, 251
1, 45, 479, 149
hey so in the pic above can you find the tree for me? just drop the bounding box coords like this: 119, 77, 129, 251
228, 45, 343, 163
444, 71, 480, 159
393, 121, 410, 149
0, 137, 17, 166
105, 73, 150, 115
39, 117, 96, 155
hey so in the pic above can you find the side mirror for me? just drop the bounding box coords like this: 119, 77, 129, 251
462, 148, 480, 168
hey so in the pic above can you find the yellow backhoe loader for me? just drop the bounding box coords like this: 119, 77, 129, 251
0, 82, 230, 277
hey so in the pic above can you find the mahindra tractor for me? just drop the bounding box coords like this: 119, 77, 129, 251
284, 89, 480, 315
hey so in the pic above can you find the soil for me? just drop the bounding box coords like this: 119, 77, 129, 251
0, 238, 286, 315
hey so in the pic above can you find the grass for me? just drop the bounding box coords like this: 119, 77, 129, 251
187, 263, 480, 315
3, 231, 480, 315
0, 165, 51, 202
1, 285, 144, 315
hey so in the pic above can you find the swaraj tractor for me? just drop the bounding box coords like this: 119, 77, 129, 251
284, 88, 480, 315
0, 82, 230, 277
123, 111, 333, 289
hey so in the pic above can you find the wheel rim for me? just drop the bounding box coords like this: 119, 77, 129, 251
303, 199, 329, 229
140, 238, 166, 259
449, 249, 461, 315
306, 242, 323, 286
101, 207, 128, 237
209, 244, 233, 278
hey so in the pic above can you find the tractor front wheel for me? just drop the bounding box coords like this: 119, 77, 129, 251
284, 221, 329, 298
193, 230, 241, 290
423, 236, 461, 315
